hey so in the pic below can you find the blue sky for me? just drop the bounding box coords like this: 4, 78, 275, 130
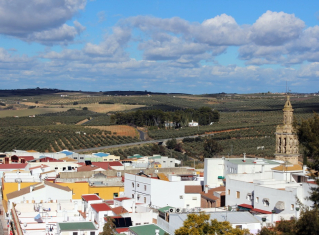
1, 0, 319, 94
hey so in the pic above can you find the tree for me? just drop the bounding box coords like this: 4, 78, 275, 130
166, 138, 177, 150
175, 212, 250, 235
297, 113, 319, 169
102, 216, 116, 235
203, 138, 223, 158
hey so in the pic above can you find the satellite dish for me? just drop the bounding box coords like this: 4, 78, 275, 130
15, 178, 22, 183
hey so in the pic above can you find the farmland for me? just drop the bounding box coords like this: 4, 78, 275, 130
0, 89, 318, 158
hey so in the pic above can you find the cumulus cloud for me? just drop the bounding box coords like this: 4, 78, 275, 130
0, 0, 86, 44
250, 11, 305, 46
4, 10, 319, 93
194, 14, 249, 46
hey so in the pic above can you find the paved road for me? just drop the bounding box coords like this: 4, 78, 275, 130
73, 133, 213, 153
136, 129, 145, 141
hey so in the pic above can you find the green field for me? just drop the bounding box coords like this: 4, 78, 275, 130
0, 108, 67, 118
0, 91, 318, 158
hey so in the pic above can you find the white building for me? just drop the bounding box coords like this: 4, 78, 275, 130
204, 156, 281, 188
124, 172, 202, 209
6, 181, 72, 211
225, 164, 314, 224
188, 120, 198, 127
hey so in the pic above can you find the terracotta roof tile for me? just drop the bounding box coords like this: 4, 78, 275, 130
112, 206, 128, 215
0, 163, 27, 169
18, 156, 34, 161
7, 183, 42, 200
114, 197, 131, 202
185, 185, 202, 193
82, 194, 101, 202
91, 203, 112, 212
45, 181, 71, 192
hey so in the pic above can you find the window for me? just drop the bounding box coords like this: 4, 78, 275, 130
236, 191, 240, 199
73, 232, 78, 235
291, 204, 294, 210
263, 199, 269, 207
236, 225, 242, 230
192, 197, 197, 200
228, 189, 230, 195
137, 183, 139, 187
62, 167, 66, 171
132, 183, 134, 187
80, 157, 84, 159
180, 195, 183, 199
90, 232, 95, 235
113, 193, 118, 198
136, 223, 141, 225
55, 167, 58, 170
256, 197, 259, 203
104, 159, 108, 161
109, 159, 113, 161
144, 222, 149, 224
297, 176, 301, 183
95, 193, 99, 196
144, 185, 147, 191
144, 197, 146, 203
132, 194, 134, 198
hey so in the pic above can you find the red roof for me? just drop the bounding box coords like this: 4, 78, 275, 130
112, 206, 128, 215
251, 208, 272, 214
18, 156, 34, 161
307, 181, 317, 184
40, 157, 63, 162
91, 203, 112, 212
116, 228, 129, 233
0, 163, 27, 169
82, 194, 101, 202
104, 200, 114, 205
91, 162, 123, 169
238, 204, 254, 209
114, 197, 131, 202
238, 204, 272, 214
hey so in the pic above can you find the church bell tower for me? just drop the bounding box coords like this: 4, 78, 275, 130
274, 96, 299, 165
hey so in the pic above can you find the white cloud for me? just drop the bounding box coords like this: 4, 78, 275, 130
0, 0, 86, 44
250, 11, 305, 46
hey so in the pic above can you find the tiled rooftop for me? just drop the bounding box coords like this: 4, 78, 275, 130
81, 194, 101, 202
91, 203, 112, 212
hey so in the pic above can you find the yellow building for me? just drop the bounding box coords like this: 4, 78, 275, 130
2, 181, 124, 201
57, 182, 124, 200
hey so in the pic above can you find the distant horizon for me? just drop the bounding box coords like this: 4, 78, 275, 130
1, 1, 319, 93
0, 87, 317, 96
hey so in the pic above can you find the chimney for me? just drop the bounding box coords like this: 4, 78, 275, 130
204, 185, 208, 194
155, 229, 160, 235
243, 153, 246, 162
18, 183, 20, 191
303, 165, 307, 174
30, 186, 34, 193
